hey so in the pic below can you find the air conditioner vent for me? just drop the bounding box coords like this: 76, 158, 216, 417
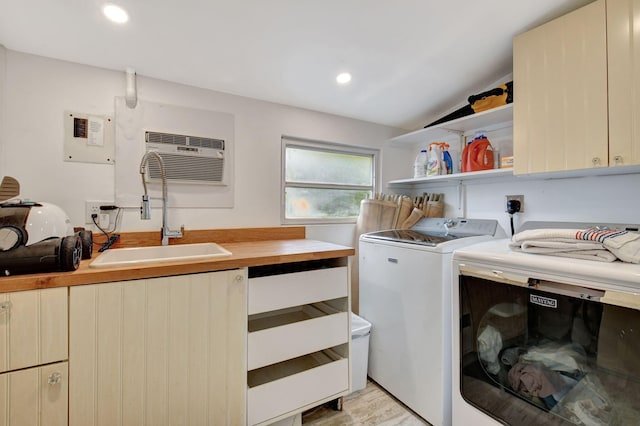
147, 153, 223, 183
188, 137, 224, 150
145, 131, 226, 185
145, 131, 224, 150
146, 132, 187, 146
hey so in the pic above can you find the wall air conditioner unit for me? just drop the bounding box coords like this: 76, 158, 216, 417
144, 131, 226, 185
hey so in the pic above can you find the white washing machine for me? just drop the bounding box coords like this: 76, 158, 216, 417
359, 218, 504, 426
452, 221, 640, 426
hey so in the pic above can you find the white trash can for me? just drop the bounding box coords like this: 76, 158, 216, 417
350, 313, 372, 393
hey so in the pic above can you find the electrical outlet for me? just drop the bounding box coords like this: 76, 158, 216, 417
85, 200, 112, 224
505, 195, 524, 213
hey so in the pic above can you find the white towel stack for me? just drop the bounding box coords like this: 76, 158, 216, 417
510, 228, 640, 263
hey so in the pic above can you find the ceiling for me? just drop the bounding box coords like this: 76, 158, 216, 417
0, 0, 592, 130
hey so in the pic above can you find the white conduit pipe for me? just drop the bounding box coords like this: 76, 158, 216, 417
125, 67, 137, 108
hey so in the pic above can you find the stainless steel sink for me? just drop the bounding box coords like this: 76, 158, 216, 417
89, 242, 232, 269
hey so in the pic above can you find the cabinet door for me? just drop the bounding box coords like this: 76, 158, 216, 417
513, 0, 608, 174
608, 0, 640, 167
0, 362, 68, 426
0, 288, 68, 373
69, 270, 247, 426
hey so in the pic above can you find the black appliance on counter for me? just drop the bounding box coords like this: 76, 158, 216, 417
0, 202, 92, 276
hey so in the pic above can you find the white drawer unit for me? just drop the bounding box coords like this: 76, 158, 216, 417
248, 303, 349, 370
247, 349, 349, 426
247, 259, 351, 426
0, 287, 68, 374
248, 266, 348, 315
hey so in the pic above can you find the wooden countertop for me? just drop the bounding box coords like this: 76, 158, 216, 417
0, 227, 355, 293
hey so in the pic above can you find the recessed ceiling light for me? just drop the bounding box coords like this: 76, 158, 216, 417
102, 4, 129, 24
336, 72, 352, 85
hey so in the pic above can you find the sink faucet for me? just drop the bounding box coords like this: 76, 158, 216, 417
139, 151, 183, 246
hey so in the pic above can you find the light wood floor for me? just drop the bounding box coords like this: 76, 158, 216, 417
302, 379, 431, 425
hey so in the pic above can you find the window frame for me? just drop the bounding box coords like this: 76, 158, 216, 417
281, 135, 379, 225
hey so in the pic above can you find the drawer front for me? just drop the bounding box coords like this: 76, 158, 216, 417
0, 361, 68, 426
248, 358, 348, 426
248, 311, 348, 370
0, 288, 68, 373
248, 266, 348, 315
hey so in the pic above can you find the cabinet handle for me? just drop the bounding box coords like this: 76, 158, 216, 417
592, 157, 601, 166
0, 301, 11, 314
47, 372, 62, 386
614, 155, 623, 165
234, 274, 243, 283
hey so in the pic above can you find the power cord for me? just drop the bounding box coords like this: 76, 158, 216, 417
506, 199, 521, 236
98, 234, 121, 252
91, 207, 123, 252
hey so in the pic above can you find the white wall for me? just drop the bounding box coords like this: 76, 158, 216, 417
5, 47, 634, 245
0, 47, 405, 245
462, 172, 640, 233
388, 152, 640, 235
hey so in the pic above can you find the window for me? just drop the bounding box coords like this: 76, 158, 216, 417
282, 136, 378, 223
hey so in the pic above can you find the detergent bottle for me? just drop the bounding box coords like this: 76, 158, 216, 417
461, 133, 495, 172
440, 143, 453, 174
413, 149, 428, 178
427, 143, 442, 176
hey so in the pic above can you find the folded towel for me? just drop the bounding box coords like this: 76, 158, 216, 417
600, 231, 640, 264
510, 228, 621, 262
511, 244, 617, 262
511, 227, 640, 263
573, 228, 640, 263
520, 240, 603, 251
512, 228, 604, 243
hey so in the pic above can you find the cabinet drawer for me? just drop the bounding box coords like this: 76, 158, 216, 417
248, 306, 348, 370
0, 288, 68, 373
247, 350, 348, 425
248, 266, 348, 315
0, 361, 68, 426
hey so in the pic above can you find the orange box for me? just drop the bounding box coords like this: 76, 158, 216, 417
501, 156, 514, 168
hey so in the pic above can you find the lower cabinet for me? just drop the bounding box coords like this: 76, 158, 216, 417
0, 362, 68, 426
0, 287, 68, 426
69, 270, 247, 426
247, 260, 351, 426
0, 287, 68, 374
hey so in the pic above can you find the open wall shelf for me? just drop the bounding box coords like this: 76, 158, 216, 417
389, 104, 514, 145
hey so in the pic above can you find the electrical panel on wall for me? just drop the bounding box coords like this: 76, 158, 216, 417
63, 111, 115, 164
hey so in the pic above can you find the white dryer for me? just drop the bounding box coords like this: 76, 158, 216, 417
452, 221, 640, 426
359, 218, 504, 426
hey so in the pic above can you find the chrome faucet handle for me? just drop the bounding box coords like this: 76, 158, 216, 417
141, 194, 151, 220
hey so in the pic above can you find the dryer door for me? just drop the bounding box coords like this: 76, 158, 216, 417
458, 269, 640, 425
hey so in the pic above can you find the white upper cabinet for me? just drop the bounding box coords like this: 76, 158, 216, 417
514, 0, 640, 175
608, 0, 640, 167
513, 0, 608, 174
